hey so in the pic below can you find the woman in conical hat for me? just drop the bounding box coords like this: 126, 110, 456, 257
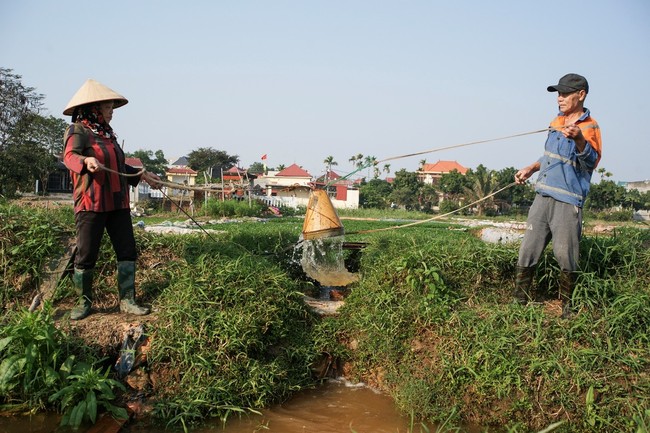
62, 79, 161, 320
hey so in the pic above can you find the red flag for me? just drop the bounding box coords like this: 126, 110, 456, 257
261, 154, 267, 160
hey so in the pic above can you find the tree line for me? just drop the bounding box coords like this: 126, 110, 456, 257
359, 165, 534, 216
0, 68, 68, 197
358, 164, 650, 219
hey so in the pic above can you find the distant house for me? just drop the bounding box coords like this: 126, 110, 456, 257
313, 170, 359, 210
165, 166, 198, 202
222, 166, 256, 197
417, 160, 468, 185
254, 164, 359, 208
169, 156, 190, 168
621, 180, 650, 194
45, 159, 72, 193
222, 166, 257, 183
255, 163, 313, 201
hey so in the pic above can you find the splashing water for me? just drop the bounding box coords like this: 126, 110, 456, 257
299, 236, 359, 287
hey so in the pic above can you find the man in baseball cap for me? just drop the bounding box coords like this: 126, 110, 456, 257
513, 73, 601, 319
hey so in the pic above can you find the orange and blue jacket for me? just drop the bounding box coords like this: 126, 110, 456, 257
534, 108, 601, 208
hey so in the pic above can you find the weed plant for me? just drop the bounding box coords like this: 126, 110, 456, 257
0, 304, 125, 428
0, 304, 67, 410
47, 357, 127, 428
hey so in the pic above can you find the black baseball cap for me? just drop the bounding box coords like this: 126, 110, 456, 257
547, 73, 589, 94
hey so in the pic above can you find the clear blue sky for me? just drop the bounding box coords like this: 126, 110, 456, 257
2, 0, 649, 181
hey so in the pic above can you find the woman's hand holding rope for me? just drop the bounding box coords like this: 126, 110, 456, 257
141, 171, 163, 189
83, 157, 101, 173
90, 161, 163, 189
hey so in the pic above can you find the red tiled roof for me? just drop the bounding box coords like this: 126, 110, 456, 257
276, 163, 311, 178
224, 166, 246, 174
315, 170, 342, 183
125, 157, 143, 168
167, 167, 198, 175
421, 160, 468, 175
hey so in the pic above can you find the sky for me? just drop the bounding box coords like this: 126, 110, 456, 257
2, 0, 649, 182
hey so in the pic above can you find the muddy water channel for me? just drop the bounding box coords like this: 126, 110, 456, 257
130, 380, 479, 433
0, 380, 482, 433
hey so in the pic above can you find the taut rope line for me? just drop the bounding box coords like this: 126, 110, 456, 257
325, 127, 549, 187
375, 129, 548, 164
346, 182, 518, 235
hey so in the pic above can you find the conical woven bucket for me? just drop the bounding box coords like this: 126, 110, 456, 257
302, 190, 345, 240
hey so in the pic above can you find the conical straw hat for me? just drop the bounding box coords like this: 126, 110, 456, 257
63, 79, 128, 115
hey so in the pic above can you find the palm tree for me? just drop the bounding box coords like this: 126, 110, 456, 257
348, 153, 364, 168
364, 155, 377, 179
463, 165, 498, 216
597, 167, 613, 179
355, 153, 364, 168
276, 163, 286, 171
383, 164, 391, 178
323, 155, 338, 182
419, 159, 427, 170
348, 154, 365, 182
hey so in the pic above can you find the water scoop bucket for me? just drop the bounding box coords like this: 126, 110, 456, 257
302, 189, 345, 240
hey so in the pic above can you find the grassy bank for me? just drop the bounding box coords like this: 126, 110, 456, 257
320, 224, 650, 432
1, 201, 319, 429
1, 200, 649, 432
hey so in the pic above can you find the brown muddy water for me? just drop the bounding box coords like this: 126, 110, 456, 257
0, 380, 484, 433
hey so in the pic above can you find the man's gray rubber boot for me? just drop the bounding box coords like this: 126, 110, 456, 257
559, 271, 578, 320
513, 266, 536, 305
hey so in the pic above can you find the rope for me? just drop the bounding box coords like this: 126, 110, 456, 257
326, 127, 549, 187
346, 181, 518, 235
376, 129, 548, 164
98, 164, 249, 192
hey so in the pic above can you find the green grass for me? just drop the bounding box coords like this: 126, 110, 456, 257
2, 200, 649, 432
